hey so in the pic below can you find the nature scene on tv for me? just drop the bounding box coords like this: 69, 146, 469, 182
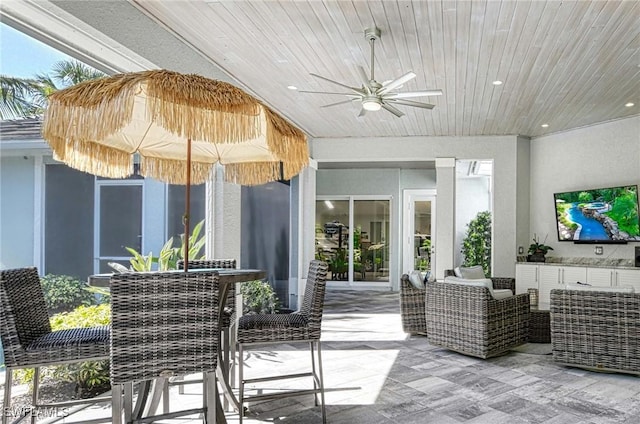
554, 186, 640, 241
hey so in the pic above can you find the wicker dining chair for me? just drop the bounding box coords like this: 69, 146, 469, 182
236, 260, 328, 423
0, 267, 111, 424
177, 259, 237, 395
110, 270, 220, 424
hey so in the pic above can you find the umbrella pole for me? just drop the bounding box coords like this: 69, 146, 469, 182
184, 138, 192, 272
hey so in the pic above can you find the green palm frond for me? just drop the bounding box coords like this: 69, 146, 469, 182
1, 60, 106, 119
0, 75, 38, 119
51, 60, 106, 86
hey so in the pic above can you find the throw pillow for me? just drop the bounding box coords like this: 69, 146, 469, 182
459, 265, 486, 280
408, 270, 425, 289
454, 267, 462, 277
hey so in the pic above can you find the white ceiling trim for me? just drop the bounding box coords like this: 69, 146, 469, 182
0, 0, 157, 74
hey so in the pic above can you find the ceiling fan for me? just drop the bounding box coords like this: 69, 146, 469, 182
300, 26, 443, 118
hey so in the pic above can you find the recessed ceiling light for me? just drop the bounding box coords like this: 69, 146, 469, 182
541, 124, 549, 128
625, 102, 635, 107
492, 80, 503, 86
287, 85, 298, 90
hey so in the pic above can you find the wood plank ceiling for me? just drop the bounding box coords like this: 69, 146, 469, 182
132, 0, 639, 139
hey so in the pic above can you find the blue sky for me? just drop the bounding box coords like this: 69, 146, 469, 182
1, 22, 74, 78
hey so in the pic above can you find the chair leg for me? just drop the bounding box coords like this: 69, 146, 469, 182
162, 379, 170, 414
112, 383, 123, 424
2, 368, 12, 424
238, 343, 244, 424
203, 371, 217, 424
124, 382, 133, 423
31, 367, 41, 424
222, 327, 230, 411
316, 341, 327, 424
310, 342, 318, 406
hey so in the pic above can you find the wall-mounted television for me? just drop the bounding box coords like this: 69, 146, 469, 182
554, 185, 640, 243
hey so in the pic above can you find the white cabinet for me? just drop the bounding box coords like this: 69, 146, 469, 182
515, 263, 587, 305
612, 269, 640, 290
517, 264, 639, 304
537, 266, 587, 304
515, 264, 538, 294
586, 267, 640, 289
538, 266, 561, 305
586, 267, 615, 286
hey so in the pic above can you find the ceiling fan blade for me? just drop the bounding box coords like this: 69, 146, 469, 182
385, 89, 443, 99
299, 90, 361, 98
321, 99, 358, 108
378, 71, 416, 95
310, 73, 363, 95
381, 103, 405, 117
388, 99, 435, 109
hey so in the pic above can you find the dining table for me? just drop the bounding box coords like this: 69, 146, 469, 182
88, 267, 267, 423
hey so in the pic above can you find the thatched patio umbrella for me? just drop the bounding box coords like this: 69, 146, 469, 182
42, 69, 308, 270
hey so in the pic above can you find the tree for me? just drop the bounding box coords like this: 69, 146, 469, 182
461, 210, 492, 276
0, 59, 106, 120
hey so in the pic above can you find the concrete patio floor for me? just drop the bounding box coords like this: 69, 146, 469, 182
3, 289, 640, 423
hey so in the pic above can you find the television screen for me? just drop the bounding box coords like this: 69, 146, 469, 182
554, 185, 640, 242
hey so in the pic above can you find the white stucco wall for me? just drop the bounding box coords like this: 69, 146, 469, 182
311, 135, 522, 277
530, 116, 640, 260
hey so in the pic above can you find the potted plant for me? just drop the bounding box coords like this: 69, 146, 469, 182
528, 234, 554, 262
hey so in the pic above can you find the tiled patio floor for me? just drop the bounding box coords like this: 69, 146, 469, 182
3, 289, 640, 423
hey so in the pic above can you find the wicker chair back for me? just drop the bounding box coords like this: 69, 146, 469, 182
110, 270, 220, 384
0, 267, 52, 367
298, 260, 329, 336
177, 259, 237, 269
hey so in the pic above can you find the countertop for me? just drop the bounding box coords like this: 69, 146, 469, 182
516, 257, 637, 270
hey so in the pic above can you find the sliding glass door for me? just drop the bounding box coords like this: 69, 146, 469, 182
316, 196, 390, 286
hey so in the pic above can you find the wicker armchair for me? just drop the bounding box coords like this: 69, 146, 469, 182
399, 274, 427, 335
236, 260, 328, 423
400, 272, 516, 336
0, 267, 111, 424
110, 270, 221, 424
550, 288, 640, 375
425, 280, 530, 359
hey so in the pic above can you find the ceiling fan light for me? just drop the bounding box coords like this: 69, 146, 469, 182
362, 98, 382, 111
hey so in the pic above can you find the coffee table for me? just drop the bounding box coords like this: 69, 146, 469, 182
529, 302, 550, 343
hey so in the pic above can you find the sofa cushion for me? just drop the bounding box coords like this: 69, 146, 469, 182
492, 289, 514, 300
565, 283, 635, 293
459, 265, 486, 279
408, 270, 425, 289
